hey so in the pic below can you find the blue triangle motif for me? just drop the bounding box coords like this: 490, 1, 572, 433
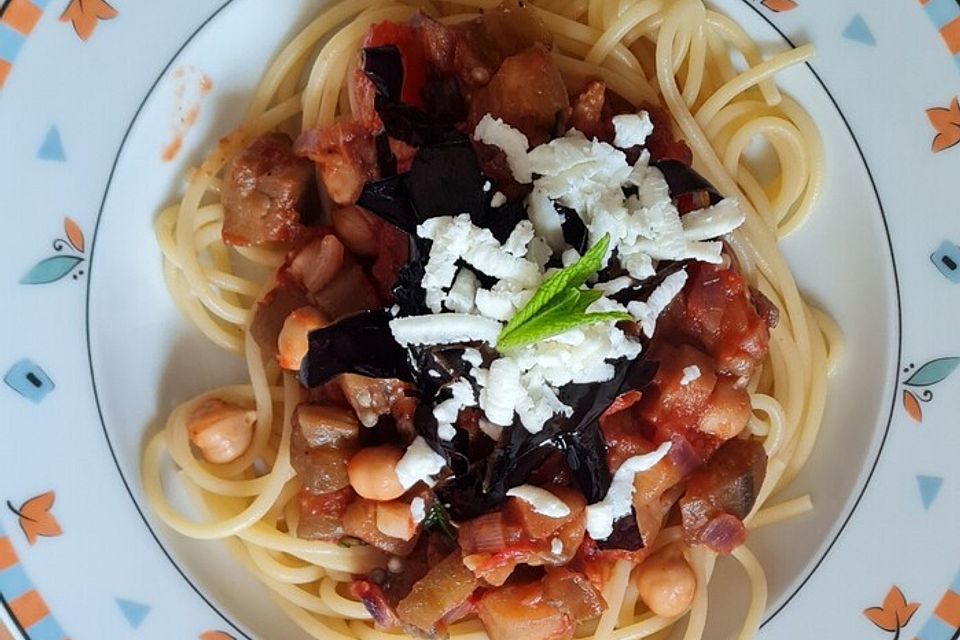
38, 126, 66, 162
917, 475, 943, 510
115, 598, 151, 629
843, 15, 876, 46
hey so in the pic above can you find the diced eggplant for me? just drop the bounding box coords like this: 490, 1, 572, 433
296, 486, 354, 541
679, 437, 766, 553
467, 45, 570, 146
222, 133, 319, 246
396, 551, 479, 634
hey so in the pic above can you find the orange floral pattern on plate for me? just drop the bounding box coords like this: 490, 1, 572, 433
864, 586, 920, 638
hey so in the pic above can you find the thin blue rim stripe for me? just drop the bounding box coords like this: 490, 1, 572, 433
0, 565, 32, 602
0, 21, 25, 62
917, 615, 956, 640
949, 569, 960, 594
924, 0, 960, 28
25, 615, 66, 640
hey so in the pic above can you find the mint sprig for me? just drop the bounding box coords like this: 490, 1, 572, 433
496, 234, 631, 352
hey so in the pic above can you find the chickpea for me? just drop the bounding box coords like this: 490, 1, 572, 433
635, 546, 697, 618
376, 501, 418, 541
697, 377, 750, 440
187, 399, 257, 464
277, 306, 328, 371
347, 446, 406, 501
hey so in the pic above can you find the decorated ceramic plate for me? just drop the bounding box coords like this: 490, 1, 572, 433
1, 0, 959, 639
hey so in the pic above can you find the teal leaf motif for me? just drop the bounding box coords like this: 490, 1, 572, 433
20, 255, 83, 284
903, 357, 960, 387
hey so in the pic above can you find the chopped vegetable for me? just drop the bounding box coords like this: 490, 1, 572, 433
396, 551, 480, 634
297, 486, 355, 541
298, 309, 413, 388
542, 567, 606, 623
291, 403, 358, 495
295, 120, 378, 205
477, 582, 575, 640
357, 138, 492, 234
467, 44, 570, 146
679, 437, 767, 553
343, 497, 419, 556
221, 133, 319, 247
436, 355, 656, 521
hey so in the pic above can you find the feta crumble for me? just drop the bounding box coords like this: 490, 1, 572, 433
390, 313, 502, 346
680, 365, 702, 386
395, 436, 447, 489
550, 538, 563, 555
506, 485, 572, 518
479, 358, 522, 426
627, 269, 689, 338
612, 112, 654, 149
473, 114, 532, 183
445, 269, 479, 314
585, 442, 672, 540
389, 114, 748, 436
409, 497, 426, 525
433, 379, 477, 441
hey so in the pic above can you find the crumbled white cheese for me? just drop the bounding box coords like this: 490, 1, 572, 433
526, 187, 566, 252
473, 115, 532, 183
680, 365, 702, 386
463, 240, 541, 289
478, 358, 522, 426
436, 422, 457, 441
418, 214, 541, 305
510, 298, 641, 391
491, 191, 508, 208
445, 268, 479, 314
409, 497, 426, 525
592, 275, 634, 296
561, 248, 581, 268
387, 557, 404, 573
506, 485, 572, 518
515, 374, 572, 434
612, 112, 654, 149
503, 220, 535, 257
390, 313, 502, 346
433, 379, 476, 440
475, 288, 519, 322
462, 348, 484, 367
550, 538, 563, 555
682, 198, 745, 242
395, 436, 447, 489
627, 269, 689, 338
478, 418, 503, 441
527, 131, 633, 218
417, 215, 479, 312
398, 113, 748, 438
525, 235, 553, 270
585, 442, 672, 540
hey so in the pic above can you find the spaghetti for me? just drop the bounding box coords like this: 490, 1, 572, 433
144, 1, 837, 639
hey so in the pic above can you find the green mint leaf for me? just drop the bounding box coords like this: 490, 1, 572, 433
497, 310, 631, 352
500, 234, 611, 337
423, 502, 455, 539
572, 289, 604, 314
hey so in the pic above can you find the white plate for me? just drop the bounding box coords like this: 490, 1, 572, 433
1, 1, 958, 639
